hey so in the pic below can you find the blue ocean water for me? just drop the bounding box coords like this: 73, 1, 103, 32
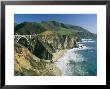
56, 39, 97, 76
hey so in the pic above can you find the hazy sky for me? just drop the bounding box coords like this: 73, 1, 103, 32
14, 14, 97, 33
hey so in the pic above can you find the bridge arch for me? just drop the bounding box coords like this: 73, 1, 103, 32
17, 37, 30, 48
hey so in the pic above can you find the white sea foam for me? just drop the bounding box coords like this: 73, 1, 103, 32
55, 39, 96, 75
83, 41, 95, 43
81, 39, 96, 43
81, 39, 93, 41
55, 47, 85, 75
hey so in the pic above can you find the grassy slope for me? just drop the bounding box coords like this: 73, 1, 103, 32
14, 42, 61, 76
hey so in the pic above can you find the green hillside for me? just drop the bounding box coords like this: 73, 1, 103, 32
14, 22, 46, 35
14, 21, 96, 39
14, 20, 97, 76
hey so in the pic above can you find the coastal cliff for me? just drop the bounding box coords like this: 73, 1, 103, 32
14, 21, 96, 76
14, 42, 61, 76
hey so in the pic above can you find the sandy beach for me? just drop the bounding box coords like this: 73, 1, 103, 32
52, 49, 68, 62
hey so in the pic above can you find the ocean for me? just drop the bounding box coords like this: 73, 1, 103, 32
56, 39, 97, 76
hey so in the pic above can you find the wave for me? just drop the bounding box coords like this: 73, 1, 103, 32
83, 41, 95, 43
55, 39, 96, 76
81, 39, 96, 43
75, 45, 93, 51
55, 47, 85, 75
81, 39, 93, 41
77, 39, 96, 50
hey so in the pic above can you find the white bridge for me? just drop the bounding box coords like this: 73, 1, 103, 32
14, 35, 53, 60
14, 35, 38, 43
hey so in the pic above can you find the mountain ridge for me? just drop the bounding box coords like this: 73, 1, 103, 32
14, 21, 96, 38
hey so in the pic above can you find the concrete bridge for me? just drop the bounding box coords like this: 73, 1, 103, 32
14, 35, 38, 43
14, 35, 53, 60
14, 35, 39, 52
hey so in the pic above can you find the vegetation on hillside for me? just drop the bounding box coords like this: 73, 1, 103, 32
14, 42, 61, 76
14, 20, 96, 76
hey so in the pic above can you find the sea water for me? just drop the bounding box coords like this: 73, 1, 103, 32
56, 39, 97, 76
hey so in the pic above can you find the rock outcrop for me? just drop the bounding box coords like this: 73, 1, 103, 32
39, 31, 78, 51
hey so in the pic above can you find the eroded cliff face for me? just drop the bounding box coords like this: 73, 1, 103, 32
14, 42, 61, 76
38, 31, 78, 52
16, 32, 78, 61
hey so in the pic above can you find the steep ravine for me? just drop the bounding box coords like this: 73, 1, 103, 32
17, 33, 78, 61
14, 42, 61, 76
